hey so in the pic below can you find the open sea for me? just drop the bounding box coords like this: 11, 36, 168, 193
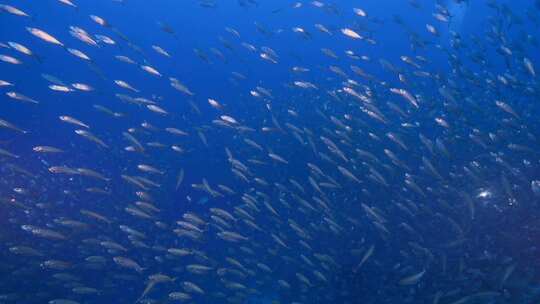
0, 0, 539, 303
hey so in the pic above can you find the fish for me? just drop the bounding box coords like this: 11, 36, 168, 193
69, 26, 98, 46
217, 231, 249, 242
0, 2, 538, 304
0, 147, 19, 158
90, 15, 109, 27
140, 65, 162, 77
75, 130, 109, 148
523, 57, 536, 77
390, 88, 419, 108
170, 78, 195, 95
341, 28, 363, 39
495, 100, 520, 118
59, 116, 90, 128
49, 84, 74, 92
7, 42, 33, 57
0, 80, 13, 86
176, 169, 185, 190
0, 54, 22, 64
114, 80, 139, 92
6, 92, 39, 104
147, 104, 168, 115
26, 27, 63, 46
353, 245, 374, 272
48, 300, 80, 304
399, 269, 426, 285
58, 0, 77, 8
113, 256, 145, 273
353, 7, 367, 17
0, 118, 27, 133
426, 24, 438, 36
21, 225, 67, 240
152, 45, 171, 57
137, 164, 164, 175
0, 4, 30, 17
137, 274, 175, 302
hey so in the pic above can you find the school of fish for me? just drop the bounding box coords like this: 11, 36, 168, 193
0, 0, 539, 303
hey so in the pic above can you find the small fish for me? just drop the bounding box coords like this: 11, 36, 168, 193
353, 245, 374, 272
1, 4, 29, 17
114, 80, 139, 92
165, 128, 189, 136
0, 118, 27, 133
208, 98, 223, 109
72, 83, 93, 91
338, 166, 361, 184
217, 231, 249, 242
0, 80, 13, 86
90, 15, 108, 27
59, 116, 90, 128
49, 85, 73, 92
42, 73, 66, 85
495, 100, 519, 118
137, 164, 164, 175
113, 256, 144, 273
69, 26, 97, 46
72, 287, 99, 295
75, 130, 108, 148
147, 104, 168, 115
6, 92, 39, 104
77, 168, 110, 181
390, 88, 419, 108
95, 34, 115, 45
176, 169, 185, 190
170, 78, 195, 95
152, 45, 171, 57
116, 55, 136, 64
140, 65, 162, 77
523, 57, 535, 77
314, 24, 332, 35
0, 147, 18, 158
260, 53, 278, 64
268, 152, 288, 164
33, 146, 64, 153
220, 115, 238, 124
7, 42, 33, 56
341, 28, 362, 39
26, 27, 63, 46
48, 299, 80, 304
67, 48, 91, 61
399, 269, 426, 285
58, 0, 77, 7
0, 54, 21, 64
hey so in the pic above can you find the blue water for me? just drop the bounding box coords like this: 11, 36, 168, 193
0, 0, 539, 303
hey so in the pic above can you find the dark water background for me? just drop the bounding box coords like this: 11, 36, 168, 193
0, 0, 539, 303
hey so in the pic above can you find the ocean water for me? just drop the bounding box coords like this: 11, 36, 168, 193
0, 0, 539, 303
